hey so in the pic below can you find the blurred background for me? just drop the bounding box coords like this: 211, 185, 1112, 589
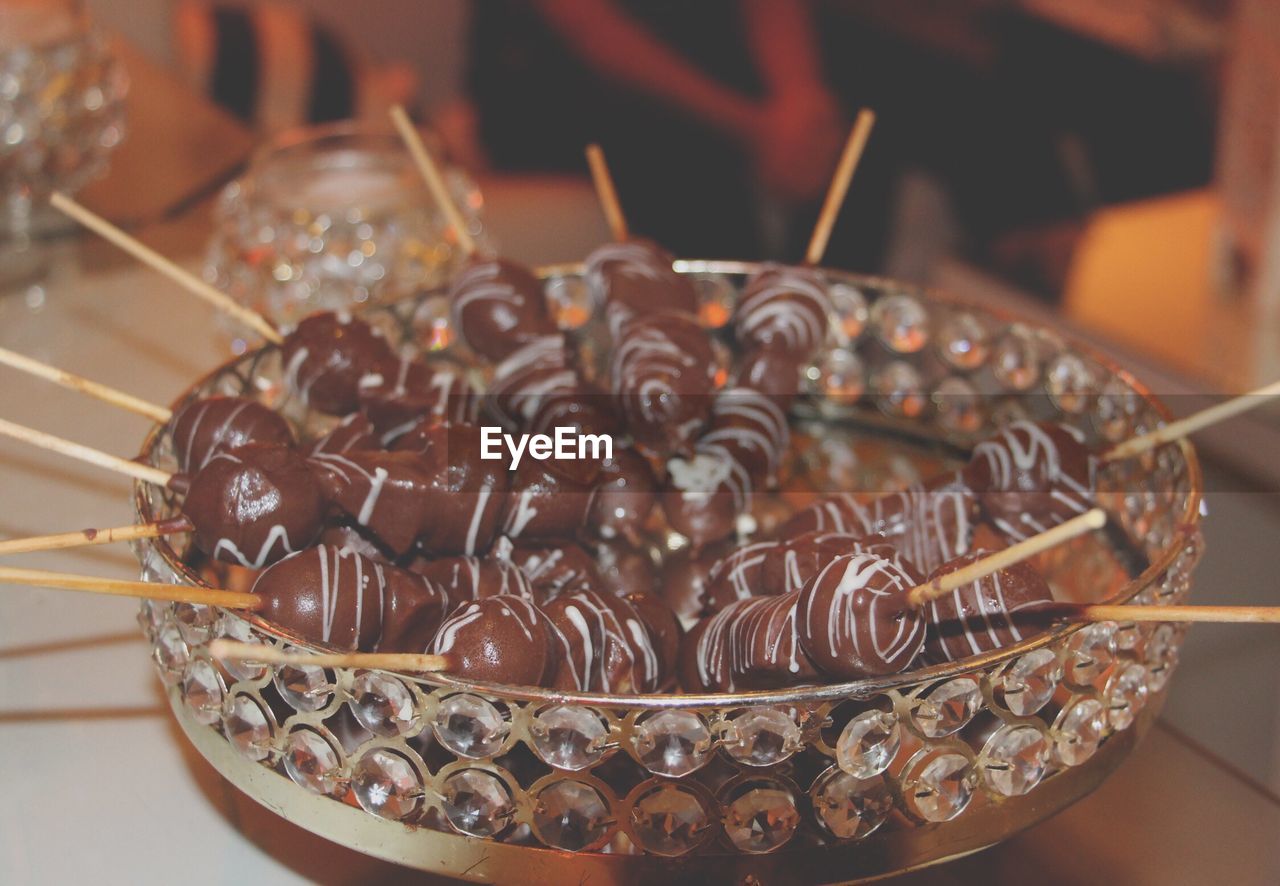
2, 2, 1279, 882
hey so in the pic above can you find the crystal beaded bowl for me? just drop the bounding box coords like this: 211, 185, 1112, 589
133, 262, 1202, 884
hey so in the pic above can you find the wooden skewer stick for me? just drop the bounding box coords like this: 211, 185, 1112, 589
0, 518, 190, 557
585, 143, 629, 242
389, 105, 477, 256
0, 566, 260, 609
49, 192, 283, 345
907, 508, 1107, 608
209, 639, 449, 673
1104, 377, 1280, 461
805, 108, 877, 266
1060, 604, 1280, 625
0, 417, 173, 487
0, 346, 172, 423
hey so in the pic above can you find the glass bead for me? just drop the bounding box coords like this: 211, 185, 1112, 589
224, 694, 273, 762
872, 293, 929, 353
907, 753, 973, 822
531, 705, 609, 771
991, 325, 1042, 391
913, 677, 983, 738
629, 782, 710, 856
351, 748, 422, 820
1066, 623, 1117, 686
836, 710, 900, 779
433, 693, 508, 758
1046, 353, 1094, 413
181, 658, 224, 725
723, 707, 802, 767
441, 768, 516, 837
274, 660, 334, 713
828, 282, 869, 341
981, 725, 1049, 797
1106, 663, 1150, 731
1055, 698, 1106, 766
873, 360, 926, 418
532, 780, 612, 850
999, 648, 1062, 716
349, 671, 418, 737
936, 311, 990, 370
934, 376, 983, 434
812, 348, 865, 406
722, 780, 800, 853
545, 275, 593, 330
283, 728, 344, 796
812, 769, 892, 840
632, 710, 712, 777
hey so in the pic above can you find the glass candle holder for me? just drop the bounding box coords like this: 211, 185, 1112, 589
205, 121, 487, 335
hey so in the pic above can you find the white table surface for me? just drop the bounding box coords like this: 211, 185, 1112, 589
0, 241, 1276, 886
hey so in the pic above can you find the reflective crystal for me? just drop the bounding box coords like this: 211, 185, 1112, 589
836, 710, 900, 778
433, 693, 509, 758
982, 725, 1049, 796
1144, 624, 1180, 692
172, 602, 215, 643
913, 677, 982, 738
216, 616, 267, 681
350, 671, 418, 737
1113, 618, 1142, 651
937, 311, 990, 370
908, 753, 972, 822
992, 325, 1042, 391
873, 360, 926, 418
692, 273, 735, 329
531, 705, 609, 771
632, 710, 712, 777
1095, 377, 1140, 442
532, 780, 611, 850
441, 768, 515, 837
545, 275, 592, 330
411, 294, 453, 351
1046, 353, 1094, 413
872, 293, 929, 353
284, 728, 343, 796
813, 769, 892, 840
1000, 648, 1061, 716
275, 661, 334, 713
1066, 623, 1116, 686
1106, 663, 1149, 730
812, 348, 865, 405
181, 658, 224, 725
136, 599, 165, 639
723, 708, 802, 767
352, 748, 422, 820
934, 376, 983, 434
722, 781, 800, 853
152, 621, 189, 682
629, 782, 709, 856
1055, 698, 1106, 766
828, 282, 869, 341
223, 694, 273, 762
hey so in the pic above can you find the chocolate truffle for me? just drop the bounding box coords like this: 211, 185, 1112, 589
448, 256, 558, 361
172, 396, 295, 474
963, 421, 1095, 542
281, 311, 394, 415
611, 311, 717, 457
430, 595, 560, 686
543, 588, 661, 693
587, 448, 657, 542
306, 412, 380, 457
408, 554, 535, 605
584, 238, 698, 332
735, 264, 831, 358
922, 551, 1056, 663
183, 442, 325, 568
251, 545, 387, 651
355, 356, 474, 441
795, 552, 926, 679
504, 540, 602, 599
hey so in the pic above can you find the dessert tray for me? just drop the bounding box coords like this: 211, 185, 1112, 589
131, 261, 1201, 884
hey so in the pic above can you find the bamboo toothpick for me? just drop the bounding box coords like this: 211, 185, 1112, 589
49, 192, 283, 345
805, 108, 876, 265
0, 519, 189, 557
1104, 377, 1280, 461
585, 143, 629, 242
389, 105, 477, 256
907, 509, 1107, 608
1063, 604, 1280, 625
0, 566, 261, 609
0, 346, 171, 423
0, 418, 173, 487
209, 639, 449, 673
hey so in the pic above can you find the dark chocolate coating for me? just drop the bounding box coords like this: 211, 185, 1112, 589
408, 554, 535, 605
306, 412, 380, 457
504, 540, 602, 600
611, 311, 717, 457
281, 312, 394, 415
795, 552, 925, 679
317, 523, 395, 563
183, 442, 325, 568
584, 238, 698, 332
172, 396, 295, 474
735, 264, 831, 358
307, 450, 437, 556
624, 591, 682, 686
586, 447, 656, 542
963, 421, 1095, 542
488, 334, 580, 431
679, 591, 818, 693
736, 346, 806, 406
355, 356, 474, 440
658, 541, 730, 624
922, 551, 1056, 664
542, 588, 660, 693
449, 256, 558, 361
501, 458, 596, 542
592, 538, 656, 597
377, 562, 455, 654
431, 595, 560, 686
